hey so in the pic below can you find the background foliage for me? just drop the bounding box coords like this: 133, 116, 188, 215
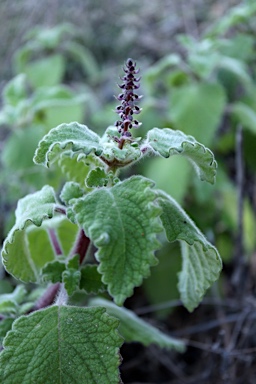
1, 1, 256, 383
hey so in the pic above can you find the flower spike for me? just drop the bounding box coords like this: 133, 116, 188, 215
115, 58, 142, 149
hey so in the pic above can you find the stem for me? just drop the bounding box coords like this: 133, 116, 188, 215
30, 283, 61, 312
48, 228, 63, 255
69, 228, 91, 264
54, 205, 67, 215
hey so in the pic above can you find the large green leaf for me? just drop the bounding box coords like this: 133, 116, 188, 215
33, 122, 103, 167
1, 186, 57, 282
72, 176, 163, 305
89, 298, 185, 352
169, 83, 226, 145
157, 190, 222, 311
145, 127, 217, 184
0, 305, 123, 384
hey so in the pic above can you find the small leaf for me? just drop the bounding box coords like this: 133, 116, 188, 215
3, 74, 28, 106
62, 269, 81, 296
0, 286, 27, 315
62, 255, 81, 296
0, 301, 17, 315
157, 190, 222, 311
1, 186, 57, 282
33, 122, 103, 167
41, 261, 66, 283
86, 167, 109, 188
145, 127, 217, 184
89, 298, 185, 352
60, 182, 84, 205
0, 305, 123, 384
80, 265, 107, 294
72, 176, 163, 305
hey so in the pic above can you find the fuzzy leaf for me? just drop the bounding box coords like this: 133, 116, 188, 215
89, 298, 185, 352
72, 176, 163, 305
86, 167, 109, 188
157, 191, 222, 311
1, 186, 57, 282
33, 122, 103, 167
58, 151, 91, 186
145, 127, 217, 184
0, 305, 123, 384
42, 261, 66, 283
60, 182, 84, 205
80, 265, 107, 294
0, 286, 27, 315
62, 256, 81, 296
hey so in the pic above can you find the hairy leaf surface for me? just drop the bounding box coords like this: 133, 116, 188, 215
72, 176, 163, 305
145, 128, 217, 184
0, 306, 123, 384
33, 122, 103, 167
157, 191, 222, 311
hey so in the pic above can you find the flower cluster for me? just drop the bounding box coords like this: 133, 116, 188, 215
115, 58, 142, 149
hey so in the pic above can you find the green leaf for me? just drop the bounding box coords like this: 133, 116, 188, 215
1, 186, 57, 282
62, 256, 81, 296
86, 167, 109, 188
80, 265, 107, 294
33, 122, 103, 167
0, 301, 17, 315
58, 152, 91, 186
0, 305, 123, 384
231, 102, 256, 134
60, 182, 84, 205
0, 286, 27, 315
3, 74, 28, 106
89, 298, 185, 352
169, 83, 226, 146
217, 56, 251, 87
145, 127, 217, 184
72, 176, 163, 305
157, 191, 222, 311
42, 261, 66, 283
23, 54, 65, 88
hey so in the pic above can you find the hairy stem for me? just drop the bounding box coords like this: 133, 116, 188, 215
48, 228, 63, 255
30, 283, 61, 312
69, 228, 91, 264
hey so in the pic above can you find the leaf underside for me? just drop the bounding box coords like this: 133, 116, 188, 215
145, 127, 217, 184
157, 190, 222, 311
0, 305, 123, 384
33, 122, 103, 167
89, 298, 185, 352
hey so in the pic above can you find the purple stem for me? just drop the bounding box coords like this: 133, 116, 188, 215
69, 229, 91, 264
29, 283, 61, 312
48, 228, 63, 255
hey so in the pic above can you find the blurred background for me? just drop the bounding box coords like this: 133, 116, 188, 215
1, 1, 256, 383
